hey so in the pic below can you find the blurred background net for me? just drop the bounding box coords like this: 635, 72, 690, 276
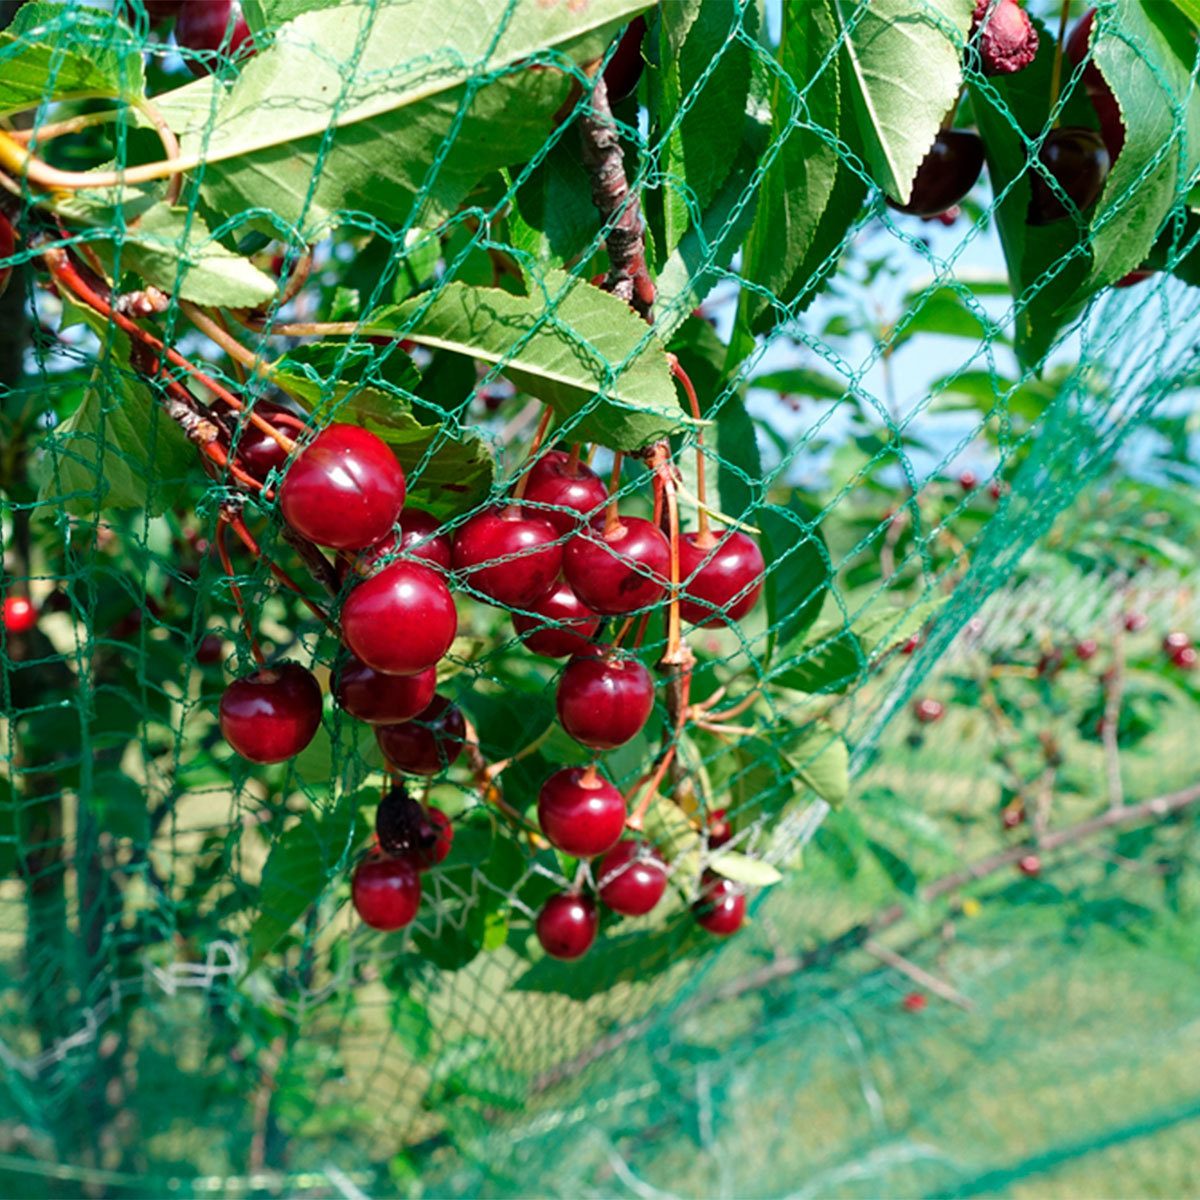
1, 0, 1200, 1195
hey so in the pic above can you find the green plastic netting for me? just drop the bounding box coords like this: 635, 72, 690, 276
1, 0, 1200, 1195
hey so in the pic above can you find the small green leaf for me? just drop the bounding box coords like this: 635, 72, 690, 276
761, 496, 830, 651
708, 851, 782, 887
788, 724, 850, 808
890, 285, 993, 351
866, 838, 918, 895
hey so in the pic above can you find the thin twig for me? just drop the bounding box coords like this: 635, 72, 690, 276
863, 938, 974, 1011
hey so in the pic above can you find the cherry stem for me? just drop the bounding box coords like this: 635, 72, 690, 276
274, 247, 313, 308
216, 517, 265, 666
511, 405, 554, 503
669, 356, 711, 544
580, 762, 601, 789
604, 452, 624, 535
1048, 0, 1071, 126
484, 723, 555, 780
610, 615, 636, 650
625, 744, 677, 830
565, 442, 583, 475
702, 689, 762, 725
462, 718, 545, 839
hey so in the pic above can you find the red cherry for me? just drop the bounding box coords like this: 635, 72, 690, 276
556, 654, 655, 750
988, 481, 1004, 500
677, 530, 765, 627
352, 852, 422, 931
602, 16, 646, 103
196, 633, 224, 666
521, 450, 608, 534
959, 470, 978, 492
334, 656, 437, 724
901, 635, 921, 656
1123, 612, 1148, 633
219, 663, 322, 764
417, 808, 453, 867
512, 580, 601, 658
1066, 9, 1125, 162
536, 893, 598, 960
341, 561, 457, 676
175, 0, 254, 72
912, 698, 944, 724
596, 840, 667, 916
707, 808, 733, 849
537, 767, 627, 858
233, 402, 301, 482
1163, 631, 1192, 655
971, 0, 1038, 76
376, 696, 466, 776
692, 874, 746, 935
1017, 853, 1041, 878
279, 424, 406, 550
901, 992, 928, 1013
355, 509, 454, 576
1074, 638, 1099, 661
0, 212, 13, 301
563, 516, 670, 615
1172, 646, 1198, 671
1002, 805, 1025, 830
3, 596, 38, 634
452, 508, 562, 609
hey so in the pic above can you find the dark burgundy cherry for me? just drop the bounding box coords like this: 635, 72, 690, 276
334, 656, 436, 724
912, 697, 945, 725
556, 654, 654, 750
376, 696, 466, 776
1115, 268, 1153, 289
537, 767, 627, 858
536, 893, 598, 960
234, 402, 301, 482
352, 852, 422, 931
1028, 128, 1110, 226
1066, 9, 1125, 162
563, 516, 671, 616
341, 562, 457, 676
512, 580, 601, 658
0, 212, 13, 301
889, 130, 984, 218
3, 595, 37, 634
521, 450, 608, 534
452, 508, 562, 609
596, 840, 667, 916
196, 633, 224, 666
219, 663, 322, 764
1163, 631, 1191, 655
603, 15, 646, 103
1074, 638, 1099, 661
175, 0, 254, 72
374, 787, 450, 866
692, 874, 746, 936
279, 424, 406, 551
970, 0, 1038, 76
677, 531, 765, 627
1172, 646, 1199, 671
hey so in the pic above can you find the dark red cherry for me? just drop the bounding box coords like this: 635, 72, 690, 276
3, 595, 37, 634
1066, 9, 1125, 163
1163, 631, 1191, 655
233, 402, 302, 482
596, 840, 667, 916
452, 508, 561, 609
141, 0, 183, 25
889, 130, 985, 217
521, 450, 608, 534
1115, 268, 1153, 288
1123, 612, 1148, 632
0, 212, 14, 301
912, 697, 945, 724
175, 0, 254, 72
341, 562, 457, 676
692, 874, 746, 936
376, 696, 466, 776
279, 424, 406, 550
556, 654, 655, 750
536, 893, 598, 960
512, 580, 601, 658
707, 808, 733, 849
1016, 853, 1042, 878
562, 516, 670, 615
196, 632, 224, 666
677, 531, 765, 627
1172, 646, 1199, 671
334, 656, 437, 724
416, 808, 453, 867
374, 786, 451, 867
970, 0, 1038, 76
1002, 804, 1026, 829
219, 663, 322, 764
959, 470, 978, 492
603, 16, 646, 103
355, 509, 453, 576
352, 851, 422, 930
1074, 639, 1099, 661
1028, 128, 1110, 226
537, 767, 627, 858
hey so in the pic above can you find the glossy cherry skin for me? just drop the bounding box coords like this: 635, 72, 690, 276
693, 875, 746, 936
334, 656, 437, 724
219, 663, 322, 764
521, 451, 608, 534
603, 15, 646, 103
0, 212, 13, 301
196, 633, 225, 666
1066, 9, 1125, 163
536, 893, 598, 960
279, 424, 406, 550
537, 767, 627, 859
557, 654, 655, 750
175, 0, 254, 71
1028, 128, 1110, 226
352, 852, 422, 931
414, 808, 453, 867
677, 531, 765, 627
376, 696, 466, 776
512, 580, 601, 658
563, 517, 671, 616
890, 130, 985, 217
707, 808, 733, 849
234, 402, 301, 482
596, 840, 667, 916
913, 698, 945, 724
355, 509, 454, 577
341, 561, 457, 676
452, 508, 562, 609
3, 596, 37, 634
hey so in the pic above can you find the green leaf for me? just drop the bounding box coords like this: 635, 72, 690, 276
242, 0, 341, 35
761, 496, 830, 650
1168, 0, 1200, 25
708, 851, 782, 887
866, 838, 918, 895
890, 285, 994, 351
788, 724, 850, 808
509, 137, 603, 270
750, 367, 847, 400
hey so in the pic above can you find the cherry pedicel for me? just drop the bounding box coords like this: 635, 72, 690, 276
912, 697, 945, 724
279, 424, 406, 551
970, 0, 1038, 76
219, 662, 323, 764
512, 580, 601, 659
334, 656, 437, 725
692, 874, 746, 936
536, 893, 598, 960
341, 561, 457, 676
889, 130, 985, 218
175, 0, 255, 72
537, 767, 627, 858
1028, 128, 1110, 227
3, 595, 38, 635
596, 840, 667, 917
376, 696, 466, 776
451, 508, 562, 609
556, 653, 655, 751
352, 851, 422, 931
375, 787, 453, 867
521, 450, 608, 534
677, 530, 765, 628
563, 516, 670, 616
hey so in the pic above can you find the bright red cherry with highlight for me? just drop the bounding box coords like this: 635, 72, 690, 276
677, 530, 765, 627
355, 509, 453, 576
556, 654, 655, 750
563, 516, 670, 616
913, 698, 945, 725
537, 767, 627, 858
219, 662, 322, 764
279, 424, 405, 551
596, 840, 667, 916
3, 596, 38, 635
341, 561, 457, 676
452, 508, 561, 609
376, 696, 466, 776
334, 656, 436, 725
1172, 646, 1198, 671
351, 852, 422, 931
536, 893, 598, 960
234, 402, 302, 482
175, 0, 254, 72
512, 580, 601, 658
1163, 631, 1191, 655
521, 450, 608, 534
692, 874, 746, 936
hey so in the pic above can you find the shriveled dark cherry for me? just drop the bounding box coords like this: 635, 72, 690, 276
1074, 639, 1099, 661
376, 696, 466, 776
175, 0, 254, 72
452, 508, 561, 609
677, 531, 765, 627
536, 893, 598, 960
341, 561, 457, 676
196, 633, 224, 666
1016, 853, 1042, 878
537, 767, 627, 858
334, 656, 436, 725
563, 516, 671, 616
521, 450, 608, 534
556, 654, 655, 750
375, 787, 451, 867
279, 424, 405, 551
233, 402, 301, 482
1028, 128, 1110, 226
692, 874, 746, 936
352, 851, 422, 931
3, 595, 37, 634
512, 580, 601, 658
219, 662, 322, 764
970, 0, 1038, 76
596, 840, 667, 916
0, 212, 14, 301
603, 15, 646, 103
1172, 646, 1198, 671
1066, 9, 1125, 162
1163, 631, 1191, 655
912, 698, 944, 724
889, 130, 985, 218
